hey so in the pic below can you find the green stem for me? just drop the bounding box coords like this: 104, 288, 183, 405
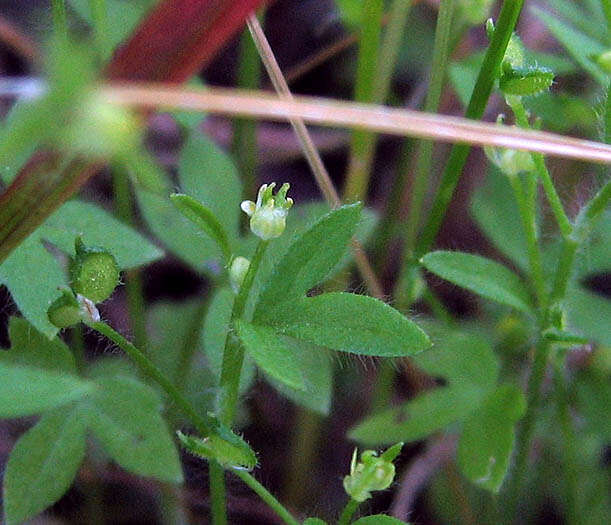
369, 359, 396, 413
338, 498, 360, 525
87, 0, 111, 62
554, 363, 579, 525
219, 239, 269, 424
507, 338, 551, 514
605, 80, 611, 143
403, 0, 456, 255
112, 164, 148, 350
507, 173, 546, 309
209, 462, 228, 525
415, 0, 525, 256
232, 469, 300, 525
602, 0, 611, 36
233, 24, 262, 198
88, 320, 220, 437
51, 0, 68, 41
507, 96, 572, 239
343, 0, 385, 202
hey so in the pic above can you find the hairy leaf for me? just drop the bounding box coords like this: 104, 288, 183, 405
265, 293, 430, 357
0, 362, 92, 417
457, 384, 526, 492
3, 405, 88, 525
421, 251, 533, 313
254, 204, 362, 321
86, 376, 183, 483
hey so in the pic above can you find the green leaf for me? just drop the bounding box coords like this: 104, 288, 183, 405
254, 204, 362, 322
0, 317, 76, 373
265, 293, 430, 357
531, 5, 607, 85
170, 193, 231, 261
3, 405, 88, 525
0, 362, 92, 417
236, 321, 306, 391
267, 340, 334, 415
421, 251, 534, 313
202, 287, 255, 393
353, 516, 409, 525
67, 0, 155, 55
499, 65, 554, 96
350, 333, 498, 445
136, 132, 241, 273
457, 384, 526, 493
471, 168, 529, 272
0, 200, 163, 338
565, 283, 611, 346
177, 430, 257, 471
86, 376, 183, 483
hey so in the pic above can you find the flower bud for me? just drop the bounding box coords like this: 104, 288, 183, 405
48, 288, 81, 328
342, 443, 403, 502
241, 183, 293, 240
70, 237, 120, 304
229, 256, 251, 294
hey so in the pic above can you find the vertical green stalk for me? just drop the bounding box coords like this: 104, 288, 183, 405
112, 164, 147, 350
218, 239, 268, 424
233, 24, 262, 198
506, 337, 551, 514
209, 463, 228, 525
605, 80, 611, 144
343, 0, 385, 202
602, 0, 611, 35
554, 363, 579, 525
416, 0, 525, 256
87, 0, 111, 62
396, 0, 456, 307
402, 0, 456, 256
51, 0, 68, 41
338, 498, 360, 525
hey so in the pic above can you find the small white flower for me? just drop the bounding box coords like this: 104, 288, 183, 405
241, 183, 293, 240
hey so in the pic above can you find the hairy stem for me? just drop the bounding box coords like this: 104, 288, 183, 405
232, 469, 300, 525
338, 498, 360, 525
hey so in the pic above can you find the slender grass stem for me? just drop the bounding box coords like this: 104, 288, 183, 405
396, 0, 457, 308
51, 0, 68, 42
219, 239, 268, 424
343, 0, 385, 202
415, 0, 525, 256
112, 164, 148, 350
232, 469, 300, 525
338, 498, 360, 525
403, 0, 456, 256
233, 24, 262, 198
87, 0, 110, 62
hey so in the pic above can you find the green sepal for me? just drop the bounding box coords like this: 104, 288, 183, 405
70, 237, 120, 303
47, 288, 81, 329
543, 327, 589, 346
499, 64, 554, 96
176, 429, 257, 471
343, 444, 402, 502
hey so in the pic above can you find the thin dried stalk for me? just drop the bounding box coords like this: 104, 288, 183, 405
246, 14, 385, 299
101, 85, 611, 165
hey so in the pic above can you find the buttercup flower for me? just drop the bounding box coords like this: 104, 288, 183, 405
241, 183, 293, 240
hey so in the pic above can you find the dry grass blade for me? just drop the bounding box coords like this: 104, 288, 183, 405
102, 85, 611, 165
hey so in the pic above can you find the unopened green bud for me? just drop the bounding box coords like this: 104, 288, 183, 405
70, 237, 120, 304
64, 93, 142, 158
229, 256, 250, 294
343, 443, 403, 502
484, 115, 535, 176
593, 50, 611, 74
241, 183, 293, 240
48, 288, 101, 328
48, 288, 81, 328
